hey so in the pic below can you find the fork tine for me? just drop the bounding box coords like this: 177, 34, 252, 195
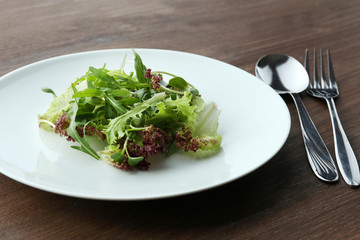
327, 49, 338, 89
304, 49, 312, 87
313, 49, 320, 88
320, 49, 329, 88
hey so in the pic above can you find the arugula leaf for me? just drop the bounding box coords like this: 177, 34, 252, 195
104, 94, 127, 115
84, 97, 103, 106
132, 50, 148, 83
104, 100, 116, 119
106, 89, 131, 97
89, 67, 114, 82
190, 88, 200, 96
87, 79, 97, 89
72, 88, 103, 98
110, 151, 126, 163
89, 66, 121, 88
128, 156, 144, 167
168, 77, 188, 90
41, 87, 57, 98
118, 97, 140, 106
136, 88, 152, 100
66, 84, 100, 159
104, 92, 166, 144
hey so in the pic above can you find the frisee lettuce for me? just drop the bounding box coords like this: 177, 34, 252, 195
104, 92, 167, 145
39, 50, 222, 170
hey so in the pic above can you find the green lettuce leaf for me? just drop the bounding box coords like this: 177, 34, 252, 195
38, 80, 87, 131
163, 92, 197, 125
193, 101, 221, 137
145, 92, 197, 133
189, 101, 222, 157
145, 101, 182, 132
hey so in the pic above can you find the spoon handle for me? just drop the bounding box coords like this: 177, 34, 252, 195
290, 93, 338, 182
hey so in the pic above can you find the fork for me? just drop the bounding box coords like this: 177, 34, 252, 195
305, 49, 360, 187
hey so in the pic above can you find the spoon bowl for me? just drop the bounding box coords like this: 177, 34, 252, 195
255, 54, 309, 94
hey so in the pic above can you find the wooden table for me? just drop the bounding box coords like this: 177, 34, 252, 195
1, 0, 360, 239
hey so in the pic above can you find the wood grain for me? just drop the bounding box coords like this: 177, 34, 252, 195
1, 0, 360, 239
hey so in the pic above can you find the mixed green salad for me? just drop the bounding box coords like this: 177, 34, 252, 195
38, 50, 222, 171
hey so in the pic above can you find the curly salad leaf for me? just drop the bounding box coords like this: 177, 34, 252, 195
38, 50, 222, 171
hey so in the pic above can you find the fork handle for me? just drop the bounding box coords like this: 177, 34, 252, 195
326, 98, 360, 187
290, 93, 338, 182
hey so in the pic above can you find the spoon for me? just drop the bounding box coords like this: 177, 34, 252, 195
255, 54, 338, 182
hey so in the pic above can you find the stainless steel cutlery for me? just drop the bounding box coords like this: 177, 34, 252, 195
305, 49, 360, 187
255, 49, 360, 186
255, 54, 338, 182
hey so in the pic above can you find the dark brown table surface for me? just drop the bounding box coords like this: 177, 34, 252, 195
1, 0, 360, 239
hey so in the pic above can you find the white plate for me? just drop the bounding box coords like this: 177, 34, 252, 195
0, 49, 290, 200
